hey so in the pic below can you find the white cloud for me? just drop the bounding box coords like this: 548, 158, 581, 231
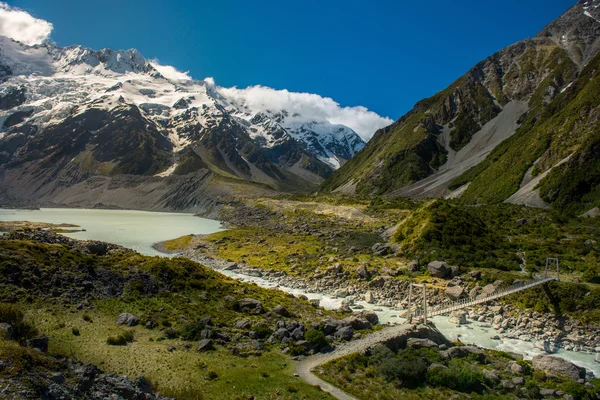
0, 2, 53, 45
219, 85, 392, 140
149, 59, 191, 81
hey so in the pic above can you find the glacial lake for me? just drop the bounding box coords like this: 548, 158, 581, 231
0, 208, 224, 256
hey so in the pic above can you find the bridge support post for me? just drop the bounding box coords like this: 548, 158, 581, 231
407, 283, 413, 323
422, 284, 427, 325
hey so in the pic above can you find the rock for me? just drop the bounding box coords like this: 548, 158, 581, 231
272, 305, 290, 317
291, 328, 305, 341
364, 291, 375, 304
86, 241, 108, 256
428, 363, 447, 372
446, 346, 485, 363
27, 337, 49, 352
508, 361, 524, 374
238, 298, 264, 314
594, 353, 600, 363
480, 284, 497, 297
50, 372, 66, 384
500, 379, 515, 390
196, 339, 214, 352
428, 261, 450, 279
407, 260, 420, 273
115, 313, 139, 327
450, 265, 460, 278
334, 326, 354, 341
489, 306, 503, 314
235, 320, 251, 329
483, 369, 500, 383
540, 388, 555, 397
532, 355, 586, 381
512, 377, 524, 385
407, 338, 438, 349
470, 270, 481, 280
342, 316, 372, 330
356, 264, 370, 280
449, 311, 468, 325
446, 285, 465, 301
369, 276, 386, 288
0, 323, 14, 340
357, 311, 379, 325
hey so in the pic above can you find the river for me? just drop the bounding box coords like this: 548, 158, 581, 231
1, 207, 598, 376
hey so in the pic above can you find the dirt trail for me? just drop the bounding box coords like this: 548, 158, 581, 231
295, 324, 433, 400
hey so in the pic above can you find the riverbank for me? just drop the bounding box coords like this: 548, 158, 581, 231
155, 240, 600, 377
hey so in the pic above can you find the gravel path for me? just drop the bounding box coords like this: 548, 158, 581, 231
295, 324, 419, 400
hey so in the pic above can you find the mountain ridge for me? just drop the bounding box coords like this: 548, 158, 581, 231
0, 35, 367, 211
322, 0, 600, 215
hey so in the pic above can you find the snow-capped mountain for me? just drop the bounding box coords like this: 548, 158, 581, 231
0, 35, 367, 209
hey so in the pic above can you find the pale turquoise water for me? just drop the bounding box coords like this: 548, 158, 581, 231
0, 208, 224, 256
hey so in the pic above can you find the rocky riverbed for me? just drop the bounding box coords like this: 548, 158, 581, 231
161, 245, 600, 371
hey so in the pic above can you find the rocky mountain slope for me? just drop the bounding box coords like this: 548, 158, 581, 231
0, 36, 365, 211
322, 0, 600, 215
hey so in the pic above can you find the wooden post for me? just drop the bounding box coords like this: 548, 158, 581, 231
422, 284, 427, 325
408, 283, 413, 323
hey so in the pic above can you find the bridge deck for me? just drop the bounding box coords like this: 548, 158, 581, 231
409, 276, 557, 321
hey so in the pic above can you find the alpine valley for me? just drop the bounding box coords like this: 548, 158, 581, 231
3, 2, 600, 400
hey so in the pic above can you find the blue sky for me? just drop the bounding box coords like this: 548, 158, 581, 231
9, 0, 573, 120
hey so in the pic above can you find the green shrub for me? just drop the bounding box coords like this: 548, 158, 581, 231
379, 357, 427, 388
427, 359, 485, 393
0, 303, 37, 340
305, 329, 328, 350
82, 313, 92, 322
206, 371, 218, 381
107, 330, 135, 346
71, 327, 80, 336
181, 320, 205, 341
253, 324, 272, 339
163, 328, 180, 339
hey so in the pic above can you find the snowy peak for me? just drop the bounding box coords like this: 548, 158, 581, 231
49, 45, 158, 77
0, 36, 159, 78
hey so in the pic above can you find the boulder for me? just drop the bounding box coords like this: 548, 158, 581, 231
446, 346, 486, 363
357, 311, 379, 326
428, 363, 447, 372
364, 291, 375, 304
446, 285, 465, 301
356, 264, 370, 280
235, 320, 251, 329
450, 265, 460, 278
470, 270, 481, 280
342, 316, 372, 330
449, 311, 468, 325
197, 339, 215, 352
238, 298, 264, 314
27, 337, 49, 353
0, 323, 14, 340
406, 338, 438, 349
595, 353, 600, 363
407, 260, 420, 273
428, 261, 450, 279
272, 305, 290, 317
483, 369, 500, 383
532, 355, 586, 381
334, 326, 354, 341
480, 284, 497, 297
115, 313, 139, 327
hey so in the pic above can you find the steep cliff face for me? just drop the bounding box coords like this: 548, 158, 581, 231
322, 1, 600, 214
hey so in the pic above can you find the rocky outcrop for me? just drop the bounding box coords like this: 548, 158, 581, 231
532, 355, 586, 381
428, 261, 450, 279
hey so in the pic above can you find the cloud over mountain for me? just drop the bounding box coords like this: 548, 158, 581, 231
0, 2, 53, 45
220, 85, 393, 140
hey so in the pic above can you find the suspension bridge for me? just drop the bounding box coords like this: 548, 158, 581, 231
402, 258, 560, 323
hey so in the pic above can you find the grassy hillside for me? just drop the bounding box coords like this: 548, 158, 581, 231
0, 233, 347, 399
